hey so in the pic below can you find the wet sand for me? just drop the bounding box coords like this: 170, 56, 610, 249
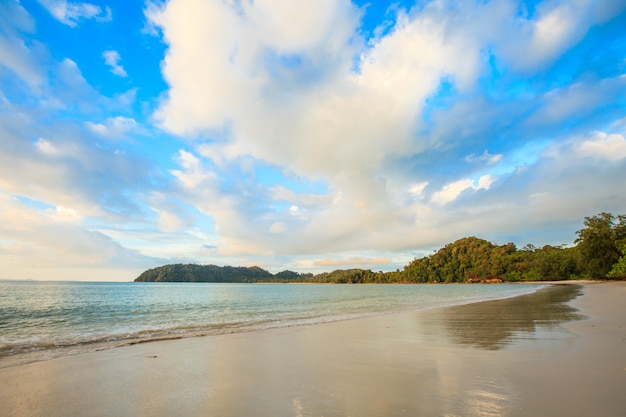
1, 282, 624, 417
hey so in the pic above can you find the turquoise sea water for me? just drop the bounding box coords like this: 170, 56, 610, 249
0, 281, 542, 366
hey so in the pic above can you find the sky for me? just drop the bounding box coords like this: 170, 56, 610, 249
1, 0, 626, 281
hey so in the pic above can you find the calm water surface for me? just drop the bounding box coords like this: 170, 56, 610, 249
0, 281, 542, 366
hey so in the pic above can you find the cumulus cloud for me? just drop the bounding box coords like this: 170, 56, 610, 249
576, 132, 626, 161
3, 0, 626, 280
102, 50, 127, 77
37, 0, 111, 27
142, 0, 626, 266
144, 0, 499, 256
436, 126, 626, 243
0, 112, 149, 223
0, 23, 162, 280
0, 192, 159, 279
169, 150, 215, 189
431, 175, 495, 206
148, 0, 491, 178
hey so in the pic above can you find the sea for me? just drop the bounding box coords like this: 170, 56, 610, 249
0, 281, 543, 367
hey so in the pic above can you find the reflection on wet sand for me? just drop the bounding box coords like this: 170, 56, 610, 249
0, 284, 599, 417
421, 284, 585, 350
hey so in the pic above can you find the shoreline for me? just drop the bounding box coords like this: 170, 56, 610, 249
0, 282, 545, 369
1, 282, 624, 416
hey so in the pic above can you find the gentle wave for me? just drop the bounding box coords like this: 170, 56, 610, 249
0, 282, 543, 367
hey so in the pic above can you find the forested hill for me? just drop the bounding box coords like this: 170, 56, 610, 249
135, 212, 626, 283
135, 264, 291, 283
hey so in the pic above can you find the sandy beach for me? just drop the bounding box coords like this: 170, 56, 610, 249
1, 282, 624, 417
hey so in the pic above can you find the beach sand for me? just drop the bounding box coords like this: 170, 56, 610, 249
1, 282, 624, 417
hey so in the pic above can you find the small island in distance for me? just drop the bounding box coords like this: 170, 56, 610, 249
135, 212, 626, 283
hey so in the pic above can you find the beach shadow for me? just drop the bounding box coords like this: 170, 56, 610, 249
421, 284, 585, 350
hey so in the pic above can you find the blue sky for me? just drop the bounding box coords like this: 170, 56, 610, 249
1, 0, 626, 281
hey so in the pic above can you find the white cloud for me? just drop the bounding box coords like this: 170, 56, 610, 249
269, 222, 287, 234
431, 175, 495, 206
169, 150, 215, 189
150, 0, 613, 260
146, 0, 490, 196
529, 76, 626, 127
34, 138, 60, 156
431, 179, 475, 206
48, 205, 82, 223
477, 175, 496, 190
0, 7, 182, 279
0, 1, 36, 34
0, 98, 151, 228
96, 1, 620, 269
0, 36, 43, 87
244, 0, 358, 53
0, 192, 155, 279
465, 150, 502, 165
497, 0, 626, 71
156, 209, 184, 232
0, 3, 43, 88
409, 182, 428, 199
576, 132, 626, 161
528, 4, 578, 66
85, 122, 107, 135
269, 185, 333, 211
309, 256, 391, 267
85, 116, 138, 139
37, 0, 111, 27
5, 0, 624, 280
102, 50, 127, 77
610, 116, 626, 131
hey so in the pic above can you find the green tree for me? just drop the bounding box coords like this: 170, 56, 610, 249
607, 247, 626, 279
575, 212, 626, 278
529, 245, 578, 281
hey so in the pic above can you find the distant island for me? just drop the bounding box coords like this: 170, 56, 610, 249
135, 212, 626, 283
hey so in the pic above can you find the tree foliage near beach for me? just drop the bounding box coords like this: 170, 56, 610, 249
575, 212, 626, 278
607, 247, 626, 279
401, 237, 579, 283
135, 212, 626, 283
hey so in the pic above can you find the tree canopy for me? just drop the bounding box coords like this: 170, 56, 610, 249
607, 247, 626, 279
575, 212, 626, 278
135, 212, 626, 283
